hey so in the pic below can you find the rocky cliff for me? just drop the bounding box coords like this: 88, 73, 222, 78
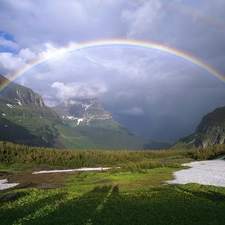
195, 107, 225, 148
0, 74, 59, 118
52, 98, 116, 127
171, 106, 225, 149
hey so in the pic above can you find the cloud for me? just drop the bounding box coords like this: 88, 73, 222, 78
0, 0, 127, 47
0, 0, 225, 142
51, 81, 107, 101
0, 52, 25, 71
121, 0, 164, 39
120, 107, 144, 116
18, 48, 37, 61
0, 36, 19, 50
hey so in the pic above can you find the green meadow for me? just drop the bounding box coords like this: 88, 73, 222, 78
1, 142, 225, 225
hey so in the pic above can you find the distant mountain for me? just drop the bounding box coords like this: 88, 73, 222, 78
52, 98, 117, 128
0, 74, 170, 150
171, 106, 225, 149
0, 74, 97, 149
52, 98, 171, 150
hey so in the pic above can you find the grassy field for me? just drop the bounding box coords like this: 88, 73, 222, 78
1, 142, 225, 224
1, 167, 225, 225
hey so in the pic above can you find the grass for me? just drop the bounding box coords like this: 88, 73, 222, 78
64, 167, 178, 192
1, 143, 225, 224
1, 166, 225, 225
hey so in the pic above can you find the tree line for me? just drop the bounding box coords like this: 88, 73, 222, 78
0, 141, 225, 171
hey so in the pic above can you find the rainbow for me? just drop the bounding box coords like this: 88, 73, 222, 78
164, 0, 225, 29
0, 39, 224, 93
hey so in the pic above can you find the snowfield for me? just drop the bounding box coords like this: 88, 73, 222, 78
0, 179, 19, 190
1, 162, 225, 191
166, 159, 225, 187
32, 167, 111, 174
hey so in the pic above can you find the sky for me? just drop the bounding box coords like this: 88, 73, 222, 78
0, 0, 225, 142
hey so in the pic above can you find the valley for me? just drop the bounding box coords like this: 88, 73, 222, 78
1, 71, 225, 225
1, 1, 225, 224
0, 74, 171, 150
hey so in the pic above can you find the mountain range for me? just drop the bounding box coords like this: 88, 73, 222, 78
1, 74, 224, 150
0, 74, 171, 150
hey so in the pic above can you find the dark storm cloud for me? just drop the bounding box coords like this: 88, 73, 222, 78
0, 0, 225, 142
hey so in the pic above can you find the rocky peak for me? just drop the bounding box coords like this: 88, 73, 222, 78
172, 106, 225, 149
15, 89, 45, 107
0, 74, 45, 108
195, 107, 225, 148
52, 98, 115, 127
0, 74, 59, 119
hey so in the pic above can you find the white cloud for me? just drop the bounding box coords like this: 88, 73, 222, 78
0, 52, 25, 71
19, 48, 37, 61
51, 82, 107, 101
121, 0, 164, 38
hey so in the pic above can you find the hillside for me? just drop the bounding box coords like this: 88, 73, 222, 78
52, 98, 171, 150
171, 106, 225, 149
0, 74, 98, 149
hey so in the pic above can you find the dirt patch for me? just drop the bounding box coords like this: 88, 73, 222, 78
0, 171, 75, 191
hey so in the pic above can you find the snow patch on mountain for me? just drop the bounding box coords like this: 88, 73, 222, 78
77, 118, 84, 125
15, 98, 22, 106
6, 104, 13, 108
66, 116, 77, 120
85, 104, 90, 111
188, 138, 196, 144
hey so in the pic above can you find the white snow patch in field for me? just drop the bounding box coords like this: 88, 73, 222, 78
0, 179, 19, 190
32, 167, 111, 174
2, 113, 6, 116
166, 159, 225, 187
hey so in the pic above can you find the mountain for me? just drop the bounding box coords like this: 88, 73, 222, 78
171, 106, 225, 149
0, 74, 170, 150
52, 99, 171, 150
0, 74, 98, 149
52, 98, 116, 128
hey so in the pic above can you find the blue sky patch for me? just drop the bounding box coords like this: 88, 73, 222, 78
0, 30, 20, 53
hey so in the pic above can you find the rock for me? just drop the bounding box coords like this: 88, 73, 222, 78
4, 193, 19, 201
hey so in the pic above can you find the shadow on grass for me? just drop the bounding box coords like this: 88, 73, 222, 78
0, 190, 67, 225
176, 183, 225, 201
18, 185, 117, 225
1, 184, 225, 225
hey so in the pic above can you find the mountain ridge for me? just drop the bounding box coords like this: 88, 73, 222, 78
171, 106, 225, 149
51, 98, 171, 150
0, 74, 170, 150
0, 74, 98, 149
52, 98, 116, 127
